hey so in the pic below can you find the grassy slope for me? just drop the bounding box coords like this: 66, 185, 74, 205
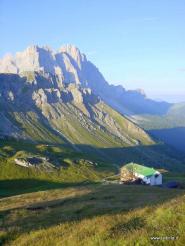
0, 138, 185, 245
133, 103, 185, 130
44, 102, 185, 171
2, 96, 185, 171
131, 103, 185, 154
1, 132, 185, 175
49, 102, 152, 148
0, 104, 185, 245
0, 183, 184, 246
12, 111, 65, 143
100, 103, 153, 144
0, 138, 115, 197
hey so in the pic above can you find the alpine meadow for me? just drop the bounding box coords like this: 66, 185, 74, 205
0, 1, 185, 245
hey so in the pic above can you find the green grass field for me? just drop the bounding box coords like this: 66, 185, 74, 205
0, 138, 185, 245
0, 183, 185, 246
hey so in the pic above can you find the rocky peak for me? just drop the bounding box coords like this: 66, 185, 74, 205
0, 44, 88, 85
0, 54, 17, 73
0, 43, 166, 115
135, 88, 146, 97
59, 44, 86, 69
15, 45, 56, 74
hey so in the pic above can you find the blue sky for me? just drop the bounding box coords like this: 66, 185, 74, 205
1, 0, 185, 102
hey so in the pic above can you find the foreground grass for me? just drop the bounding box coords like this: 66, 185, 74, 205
0, 139, 185, 245
0, 184, 184, 246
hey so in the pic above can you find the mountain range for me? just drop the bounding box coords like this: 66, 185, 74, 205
0, 44, 172, 116
0, 44, 184, 170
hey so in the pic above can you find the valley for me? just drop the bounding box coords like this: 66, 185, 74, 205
0, 135, 185, 245
0, 44, 185, 245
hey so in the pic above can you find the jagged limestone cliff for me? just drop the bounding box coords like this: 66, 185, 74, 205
1, 44, 183, 169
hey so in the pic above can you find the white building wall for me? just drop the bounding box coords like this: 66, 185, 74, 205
149, 176, 155, 186
134, 171, 162, 186
155, 174, 162, 185
149, 174, 162, 186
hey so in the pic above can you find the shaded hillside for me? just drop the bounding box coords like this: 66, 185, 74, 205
149, 127, 185, 153
134, 103, 185, 152
0, 137, 185, 174
0, 183, 184, 245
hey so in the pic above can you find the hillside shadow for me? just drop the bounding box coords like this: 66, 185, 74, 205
149, 127, 185, 153
1, 138, 185, 171
0, 183, 184, 238
74, 143, 185, 172
0, 179, 93, 198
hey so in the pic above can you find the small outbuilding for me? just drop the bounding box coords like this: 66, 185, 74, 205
120, 163, 162, 186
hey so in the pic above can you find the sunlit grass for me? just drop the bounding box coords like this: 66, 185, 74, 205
0, 184, 184, 245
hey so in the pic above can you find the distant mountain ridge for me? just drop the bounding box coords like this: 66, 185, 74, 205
0, 44, 172, 116
0, 45, 162, 167
0, 44, 184, 158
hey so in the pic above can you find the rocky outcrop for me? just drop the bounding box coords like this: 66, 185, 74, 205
0, 44, 155, 148
1, 44, 184, 170
0, 44, 171, 116
60, 44, 87, 70
0, 70, 153, 147
67, 84, 83, 103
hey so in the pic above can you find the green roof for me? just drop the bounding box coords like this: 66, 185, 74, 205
123, 163, 157, 177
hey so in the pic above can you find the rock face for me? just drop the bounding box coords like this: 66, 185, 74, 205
0, 44, 156, 150
60, 44, 86, 70
2, 44, 185, 168
0, 71, 153, 149
0, 44, 154, 149
0, 44, 171, 116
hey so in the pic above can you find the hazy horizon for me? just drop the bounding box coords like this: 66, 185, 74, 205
1, 0, 185, 103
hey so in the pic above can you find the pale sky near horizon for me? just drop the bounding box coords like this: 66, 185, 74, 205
0, 0, 185, 102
